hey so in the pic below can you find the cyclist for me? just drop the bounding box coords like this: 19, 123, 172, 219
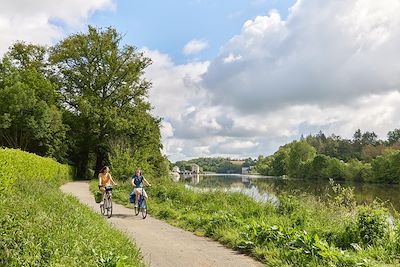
98, 166, 117, 205
131, 169, 151, 208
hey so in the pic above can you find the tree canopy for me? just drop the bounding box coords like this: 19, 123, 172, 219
0, 27, 168, 179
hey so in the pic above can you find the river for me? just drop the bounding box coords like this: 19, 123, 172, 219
176, 173, 400, 212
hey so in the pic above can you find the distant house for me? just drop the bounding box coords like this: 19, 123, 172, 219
242, 167, 250, 174
191, 163, 200, 174
172, 166, 180, 173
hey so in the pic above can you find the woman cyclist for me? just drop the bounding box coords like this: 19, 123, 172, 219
131, 169, 151, 208
98, 166, 117, 205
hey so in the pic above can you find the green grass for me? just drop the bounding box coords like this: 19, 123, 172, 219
1, 148, 144, 266
0, 148, 74, 191
1, 182, 144, 267
97, 177, 400, 267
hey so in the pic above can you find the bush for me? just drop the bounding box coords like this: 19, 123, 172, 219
0, 148, 74, 191
356, 203, 389, 246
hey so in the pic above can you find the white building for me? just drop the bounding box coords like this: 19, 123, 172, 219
172, 166, 180, 173
191, 164, 200, 174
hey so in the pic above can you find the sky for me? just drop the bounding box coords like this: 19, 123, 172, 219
1, 0, 400, 162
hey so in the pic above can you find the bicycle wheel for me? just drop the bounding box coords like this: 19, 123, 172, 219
134, 199, 140, 216
106, 194, 112, 218
140, 198, 147, 219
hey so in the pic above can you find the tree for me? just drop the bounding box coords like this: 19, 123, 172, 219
50, 26, 162, 178
387, 129, 400, 145
305, 154, 330, 179
0, 43, 67, 160
270, 147, 290, 176
287, 141, 316, 178
361, 131, 378, 146
371, 151, 400, 183
255, 155, 272, 176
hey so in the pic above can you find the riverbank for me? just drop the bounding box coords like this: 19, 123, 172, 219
101, 177, 400, 266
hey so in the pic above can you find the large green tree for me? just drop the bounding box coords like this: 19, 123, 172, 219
50, 26, 163, 178
0, 43, 67, 160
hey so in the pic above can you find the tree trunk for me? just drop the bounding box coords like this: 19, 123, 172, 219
76, 145, 89, 179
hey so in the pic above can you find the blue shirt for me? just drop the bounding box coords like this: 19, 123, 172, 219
132, 175, 144, 188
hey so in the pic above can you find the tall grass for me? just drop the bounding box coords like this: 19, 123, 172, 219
1, 148, 143, 266
0, 148, 73, 191
103, 177, 400, 266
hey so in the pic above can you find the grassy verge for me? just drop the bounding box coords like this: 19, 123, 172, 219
1, 148, 143, 266
92, 177, 400, 266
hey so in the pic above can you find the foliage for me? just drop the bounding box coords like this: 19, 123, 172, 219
50, 26, 164, 178
287, 141, 316, 178
0, 43, 67, 160
256, 130, 400, 184
356, 203, 389, 246
371, 151, 400, 183
0, 27, 166, 180
174, 157, 244, 173
0, 148, 73, 192
105, 178, 400, 266
0, 182, 143, 266
108, 144, 137, 180
0, 148, 143, 266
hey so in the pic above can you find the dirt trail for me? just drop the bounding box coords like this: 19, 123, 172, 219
60, 181, 264, 267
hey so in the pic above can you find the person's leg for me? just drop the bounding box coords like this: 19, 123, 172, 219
134, 188, 140, 207
99, 186, 105, 204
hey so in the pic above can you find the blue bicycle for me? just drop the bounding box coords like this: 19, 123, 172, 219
133, 189, 147, 219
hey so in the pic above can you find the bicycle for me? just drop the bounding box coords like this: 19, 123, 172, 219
100, 185, 113, 218
133, 188, 147, 219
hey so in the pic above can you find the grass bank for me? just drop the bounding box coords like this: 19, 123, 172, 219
96, 177, 400, 266
0, 148, 143, 266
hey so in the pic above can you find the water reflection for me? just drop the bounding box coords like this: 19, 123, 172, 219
180, 173, 279, 206
179, 174, 400, 212
192, 173, 200, 184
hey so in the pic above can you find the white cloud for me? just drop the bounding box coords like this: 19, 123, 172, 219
183, 39, 209, 55
145, 0, 400, 162
203, 0, 400, 113
223, 53, 242, 63
0, 0, 114, 54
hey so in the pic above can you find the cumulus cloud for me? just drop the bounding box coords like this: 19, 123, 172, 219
203, 0, 400, 113
0, 0, 114, 54
183, 39, 209, 55
145, 0, 400, 162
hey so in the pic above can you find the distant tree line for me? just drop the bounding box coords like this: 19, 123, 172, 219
255, 130, 400, 183
0, 26, 168, 178
174, 157, 256, 174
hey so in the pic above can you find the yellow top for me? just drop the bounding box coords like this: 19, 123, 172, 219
99, 173, 111, 186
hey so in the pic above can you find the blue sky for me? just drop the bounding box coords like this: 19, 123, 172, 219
1, 0, 400, 162
89, 0, 295, 63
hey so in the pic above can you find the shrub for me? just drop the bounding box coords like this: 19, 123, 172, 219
356, 203, 389, 246
0, 148, 74, 191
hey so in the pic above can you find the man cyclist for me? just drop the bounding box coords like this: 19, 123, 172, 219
131, 169, 151, 208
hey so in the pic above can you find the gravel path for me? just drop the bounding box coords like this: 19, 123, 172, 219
60, 181, 264, 267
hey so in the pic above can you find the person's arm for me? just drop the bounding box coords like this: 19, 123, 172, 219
109, 173, 117, 186
143, 177, 151, 187
131, 176, 136, 188
98, 174, 102, 186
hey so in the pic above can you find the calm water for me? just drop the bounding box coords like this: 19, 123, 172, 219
177, 174, 400, 212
